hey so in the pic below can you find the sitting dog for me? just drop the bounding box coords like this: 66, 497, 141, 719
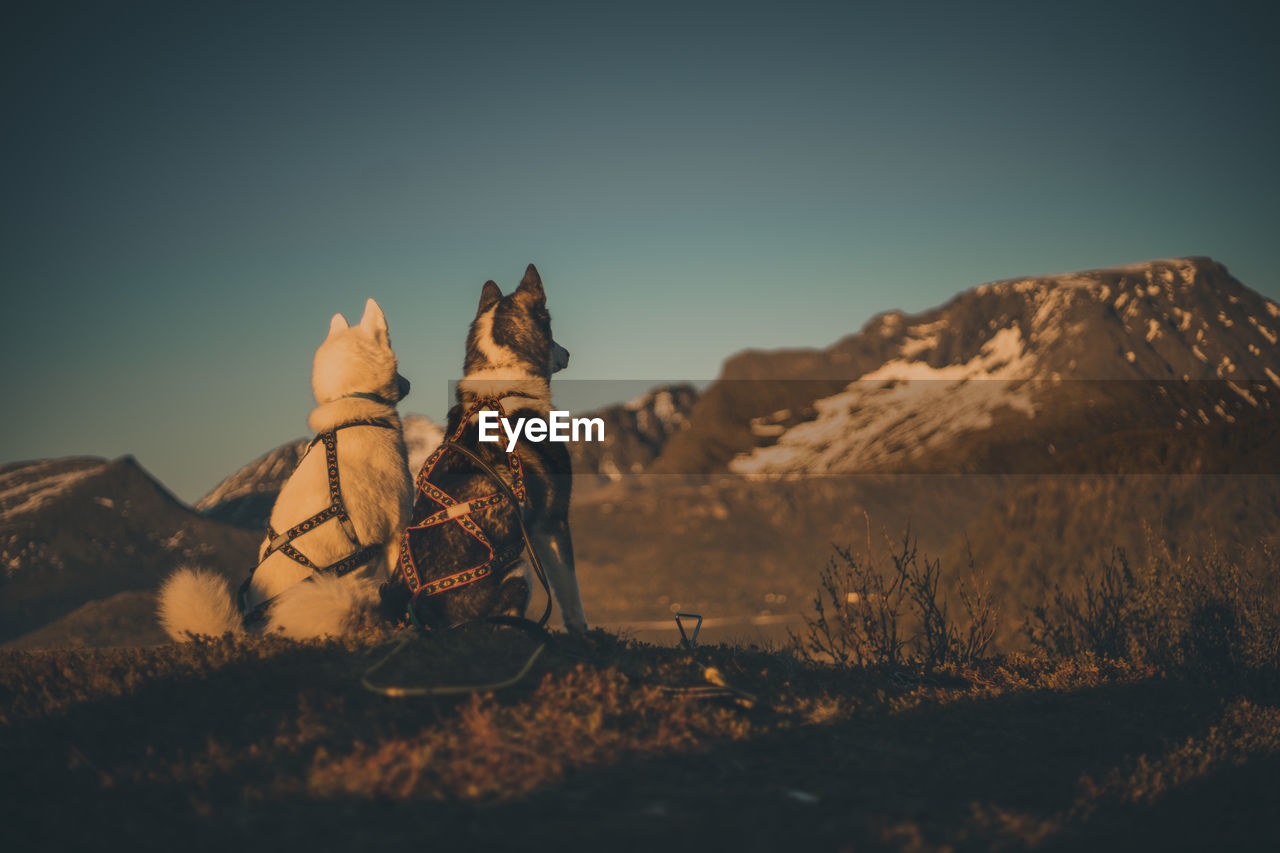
388, 264, 587, 632
159, 299, 413, 639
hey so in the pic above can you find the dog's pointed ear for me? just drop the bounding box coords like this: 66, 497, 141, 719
515, 263, 545, 305
360, 298, 389, 336
478, 280, 502, 316
328, 313, 350, 335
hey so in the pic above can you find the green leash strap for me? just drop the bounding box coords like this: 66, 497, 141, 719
360, 617, 552, 698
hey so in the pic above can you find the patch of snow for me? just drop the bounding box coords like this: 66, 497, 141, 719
1266, 367, 1280, 390
899, 319, 946, 357
899, 334, 939, 359
1192, 346, 1208, 363
1125, 351, 1136, 363
1268, 301, 1280, 319
875, 313, 904, 336
1030, 289, 1075, 345
1247, 316, 1278, 345
863, 326, 1032, 382
907, 319, 946, 337
1217, 356, 1234, 378
651, 391, 679, 425
1145, 319, 1162, 342
750, 419, 786, 437
1218, 311, 1233, 328
731, 325, 1038, 475
0, 461, 107, 518
1228, 382, 1258, 407
622, 388, 691, 432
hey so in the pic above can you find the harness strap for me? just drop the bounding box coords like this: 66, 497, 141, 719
239, 418, 397, 622
398, 397, 531, 603
432, 440, 555, 630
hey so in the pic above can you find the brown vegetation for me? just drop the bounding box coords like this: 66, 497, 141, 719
4, 536, 1279, 852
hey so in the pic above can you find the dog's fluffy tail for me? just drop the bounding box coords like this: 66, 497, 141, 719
266, 574, 381, 639
157, 567, 243, 640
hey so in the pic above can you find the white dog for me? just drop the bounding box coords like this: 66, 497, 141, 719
158, 299, 413, 639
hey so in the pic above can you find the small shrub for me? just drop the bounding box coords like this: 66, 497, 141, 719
1026, 548, 1141, 661
1027, 543, 1280, 677
793, 533, 999, 669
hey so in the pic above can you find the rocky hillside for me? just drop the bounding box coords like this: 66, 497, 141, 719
0, 457, 259, 644
656, 258, 1280, 476
568, 384, 699, 490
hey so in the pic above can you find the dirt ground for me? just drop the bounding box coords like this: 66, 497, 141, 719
2, 629, 1278, 852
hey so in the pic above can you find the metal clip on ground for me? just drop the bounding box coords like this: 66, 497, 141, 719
675, 612, 702, 649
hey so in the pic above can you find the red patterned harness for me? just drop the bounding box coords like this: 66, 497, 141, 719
398, 397, 529, 604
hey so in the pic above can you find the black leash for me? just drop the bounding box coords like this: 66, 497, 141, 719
361, 616, 552, 697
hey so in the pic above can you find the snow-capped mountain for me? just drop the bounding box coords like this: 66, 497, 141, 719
656, 258, 1279, 476
194, 439, 311, 527
569, 384, 699, 485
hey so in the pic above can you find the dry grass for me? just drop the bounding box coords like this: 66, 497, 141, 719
3, 619, 1279, 851
791, 535, 999, 669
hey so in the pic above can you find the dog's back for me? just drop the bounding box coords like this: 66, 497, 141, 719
251, 420, 410, 604
391, 265, 585, 632
159, 298, 413, 640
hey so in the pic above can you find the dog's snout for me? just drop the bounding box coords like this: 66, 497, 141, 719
396, 373, 411, 400
550, 341, 570, 374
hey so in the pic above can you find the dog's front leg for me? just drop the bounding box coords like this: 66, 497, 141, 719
530, 519, 587, 632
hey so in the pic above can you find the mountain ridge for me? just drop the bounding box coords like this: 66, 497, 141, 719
5, 255, 1277, 648
1, 455, 259, 643
656, 257, 1279, 476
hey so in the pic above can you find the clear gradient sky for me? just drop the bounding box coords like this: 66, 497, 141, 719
2, 0, 1277, 502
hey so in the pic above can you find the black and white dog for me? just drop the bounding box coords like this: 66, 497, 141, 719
387, 264, 587, 632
